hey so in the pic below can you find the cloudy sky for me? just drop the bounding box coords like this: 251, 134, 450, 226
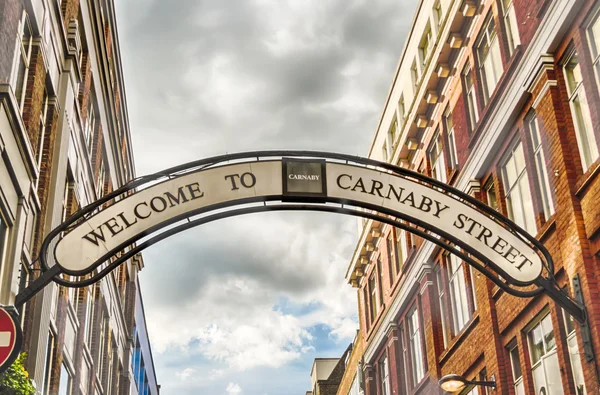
114, 0, 418, 393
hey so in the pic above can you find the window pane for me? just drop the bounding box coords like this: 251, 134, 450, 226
510, 346, 522, 379
529, 325, 544, 365
58, 364, 71, 395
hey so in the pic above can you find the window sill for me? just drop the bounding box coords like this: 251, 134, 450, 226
411, 374, 430, 395
536, 216, 556, 243
575, 158, 600, 197
438, 313, 480, 365
365, 303, 387, 342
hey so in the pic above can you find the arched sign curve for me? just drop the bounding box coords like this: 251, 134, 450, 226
43, 151, 548, 288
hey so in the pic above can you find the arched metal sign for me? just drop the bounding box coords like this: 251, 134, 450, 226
14, 151, 588, 331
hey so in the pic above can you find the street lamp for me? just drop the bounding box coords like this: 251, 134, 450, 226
438, 374, 496, 393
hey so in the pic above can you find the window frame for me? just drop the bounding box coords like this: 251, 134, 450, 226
476, 13, 504, 103
444, 109, 458, 171
463, 64, 479, 130
13, 11, 33, 112
500, 139, 537, 235
447, 254, 472, 334
428, 128, 447, 183
562, 50, 599, 172
527, 312, 564, 394
500, 0, 520, 55
526, 112, 555, 221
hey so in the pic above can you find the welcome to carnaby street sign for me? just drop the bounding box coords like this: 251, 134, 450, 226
54, 158, 542, 285
6, 151, 590, 372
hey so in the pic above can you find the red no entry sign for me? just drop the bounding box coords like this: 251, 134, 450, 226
0, 306, 22, 375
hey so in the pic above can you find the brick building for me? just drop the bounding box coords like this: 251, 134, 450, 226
0, 0, 158, 394
339, 0, 600, 394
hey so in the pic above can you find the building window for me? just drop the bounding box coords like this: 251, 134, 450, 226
587, 9, 600, 92
0, 216, 8, 272
463, 65, 479, 130
379, 353, 390, 395
42, 331, 55, 395
501, 0, 520, 55
563, 311, 586, 395
428, 129, 447, 182
387, 233, 397, 283
419, 23, 433, 68
399, 324, 410, 394
395, 228, 408, 273
477, 14, 504, 102
435, 265, 449, 348
411, 59, 420, 92
501, 141, 536, 234
563, 51, 599, 171
96, 158, 105, 198
509, 345, 525, 395
408, 306, 425, 386
528, 313, 564, 394
377, 259, 384, 306
62, 171, 76, 222
444, 110, 458, 170
369, 274, 378, 324
484, 179, 499, 211
527, 113, 555, 220
96, 311, 107, 375
37, 91, 49, 170
58, 363, 72, 395
448, 255, 471, 333
433, 1, 443, 28
84, 95, 96, 155
382, 141, 388, 162
13, 12, 33, 112
398, 95, 406, 130
387, 118, 398, 157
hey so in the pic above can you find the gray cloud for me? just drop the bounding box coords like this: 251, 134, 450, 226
114, 0, 419, 393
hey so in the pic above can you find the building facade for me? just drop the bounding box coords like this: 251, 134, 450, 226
342, 0, 600, 394
0, 0, 158, 394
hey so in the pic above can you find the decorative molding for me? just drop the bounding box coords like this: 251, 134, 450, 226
419, 280, 433, 295
467, 179, 481, 196
532, 80, 558, 109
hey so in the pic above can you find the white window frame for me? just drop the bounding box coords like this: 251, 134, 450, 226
58, 362, 73, 395
477, 14, 504, 102
484, 180, 499, 211
586, 7, 600, 94
501, 140, 537, 235
562, 310, 587, 395
85, 101, 96, 155
369, 274, 378, 322
447, 254, 470, 333
509, 345, 525, 395
419, 23, 433, 69
501, 0, 520, 55
380, 353, 390, 395
408, 307, 425, 386
527, 113, 555, 220
435, 265, 449, 348
398, 95, 406, 131
395, 227, 408, 271
428, 129, 447, 183
12, 12, 33, 112
463, 65, 479, 129
563, 51, 599, 171
444, 110, 458, 169
527, 313, 564, 395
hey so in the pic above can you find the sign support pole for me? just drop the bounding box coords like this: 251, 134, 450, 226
14, 265, 61, 310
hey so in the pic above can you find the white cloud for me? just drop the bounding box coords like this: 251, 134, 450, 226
226, 383, 242, 394
142, 214, 358, 371
115, 0, 419, 393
